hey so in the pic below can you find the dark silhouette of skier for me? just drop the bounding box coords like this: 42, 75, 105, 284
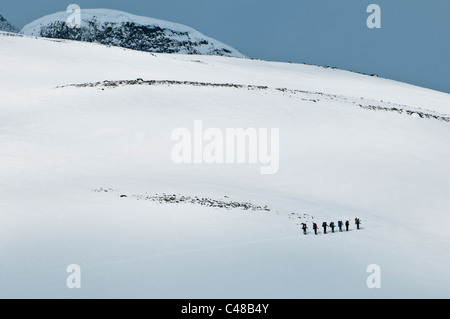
301, 223, 308, 235
312, 222, 318, 235
355, 218, 361, 230
337, 220, 343, 232
322, 222, 328, 234
345, 220, 350, 231
329, 222, 335, 233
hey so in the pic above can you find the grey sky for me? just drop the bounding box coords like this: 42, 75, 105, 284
2, 0, 449, 94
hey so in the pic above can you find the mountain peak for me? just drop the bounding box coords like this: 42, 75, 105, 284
0, 14, 19, 33
20, 8, 246, 58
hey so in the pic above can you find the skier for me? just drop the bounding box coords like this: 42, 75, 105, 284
322, 221, 328, 234
329, 221, 335, 233
337, 220, 343, 232
355, 217, 361, 230
312, 222, 318, 235
301, 223, 308, 235
345, 220, 350, 231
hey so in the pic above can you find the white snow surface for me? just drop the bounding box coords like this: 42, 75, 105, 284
23, 8, 208, 33
1, 32, 450, 298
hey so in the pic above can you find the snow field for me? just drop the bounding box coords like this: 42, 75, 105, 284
0, 33, 449, 298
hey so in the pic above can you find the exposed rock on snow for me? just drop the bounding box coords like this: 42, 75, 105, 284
0, 14, 19, 33
21, 9, 246, 57
59, 78, 450, 123
94, 188, 272, 212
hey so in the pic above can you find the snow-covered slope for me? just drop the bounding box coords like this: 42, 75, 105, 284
0, 14, 19, 33
1, 32, 450, 298
20, 9, 245, 58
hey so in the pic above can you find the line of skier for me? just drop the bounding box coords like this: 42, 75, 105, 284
301, 218, 361, 235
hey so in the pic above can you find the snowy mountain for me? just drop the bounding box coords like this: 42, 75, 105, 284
0, 14, 19, 33
1, 31, 450, 298
20, 9, 245, 58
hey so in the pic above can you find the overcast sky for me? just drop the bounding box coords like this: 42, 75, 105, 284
2, 0, 449, 93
